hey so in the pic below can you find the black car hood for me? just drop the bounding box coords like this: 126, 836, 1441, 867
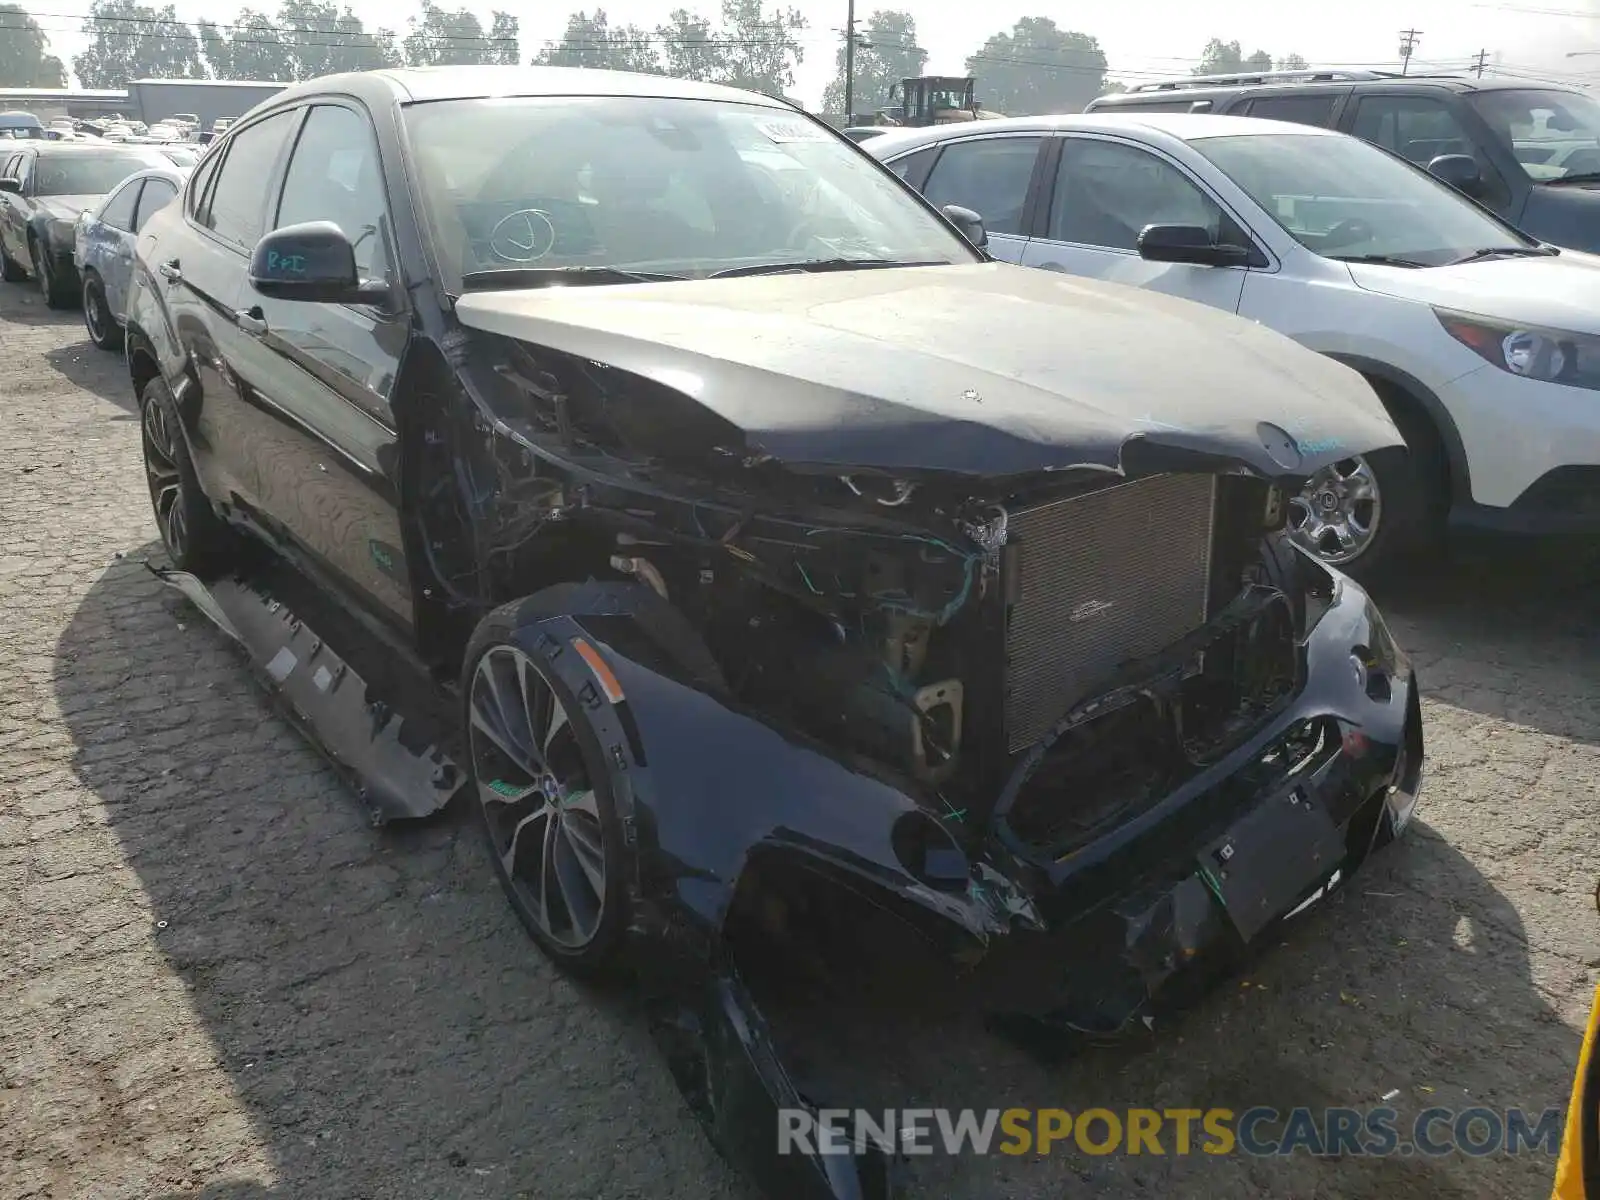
454, 262, 1401, 479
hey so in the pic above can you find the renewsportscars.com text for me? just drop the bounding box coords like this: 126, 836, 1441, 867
778, 1106, 1564, 1158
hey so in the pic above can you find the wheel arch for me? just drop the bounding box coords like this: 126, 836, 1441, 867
1324, 353, 1469, 505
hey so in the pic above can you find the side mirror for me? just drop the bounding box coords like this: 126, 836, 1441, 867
0, 178, 20, 194
941, 203, 988, 249
1137, 223, 1251, 267
1427, 153, 1483, 197
248, 221, 388, 304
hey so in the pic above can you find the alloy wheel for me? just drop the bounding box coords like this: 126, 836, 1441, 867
141, 394, 187, 560
1287, 455, 1382, 565
84, 280, 109, 343
469, 645, 608, 949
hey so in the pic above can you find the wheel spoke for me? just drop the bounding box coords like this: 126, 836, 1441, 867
470, 700, 536, 777
551, 821, 601, 934
561, 813, 607, 897
503, 804, 551, 882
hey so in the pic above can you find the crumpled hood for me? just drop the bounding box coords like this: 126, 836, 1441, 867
34, 195, 97, 222
455, 261, 1401, 479
1348, 251, 1600, 334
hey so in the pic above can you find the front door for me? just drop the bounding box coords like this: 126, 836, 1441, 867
916, 133, 1045, 264
1020, 135, 1248, 312
227, 100, 414, 629
1342, 92, 1515, 218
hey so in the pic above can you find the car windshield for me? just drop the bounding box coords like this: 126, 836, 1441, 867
1470, 88, 1600, 182
402, 94, 975, 290
1193, 132, 1531, 266
34, 152, 161, 196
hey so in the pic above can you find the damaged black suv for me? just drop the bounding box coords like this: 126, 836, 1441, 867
125, 66, 1424, 1199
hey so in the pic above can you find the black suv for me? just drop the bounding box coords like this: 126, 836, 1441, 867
1088, 71, 1600, 253
124, 65, 1422, 1200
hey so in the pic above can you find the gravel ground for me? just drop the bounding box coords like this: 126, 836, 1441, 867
1, 279, 1596, 1200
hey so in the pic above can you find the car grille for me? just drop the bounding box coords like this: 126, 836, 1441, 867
1003, 473, 1217, 752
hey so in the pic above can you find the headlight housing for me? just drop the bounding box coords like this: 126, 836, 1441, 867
1435, 307, 1600, 392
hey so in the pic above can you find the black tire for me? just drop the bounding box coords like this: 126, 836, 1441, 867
138, 374, 236, 574
462, 590, 639, 977
82, 273, 122, 351
0, 246, 24, 282
30, 237, 74, 309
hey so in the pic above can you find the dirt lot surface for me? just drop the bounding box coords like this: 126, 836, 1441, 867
2, 279, 1597, 1200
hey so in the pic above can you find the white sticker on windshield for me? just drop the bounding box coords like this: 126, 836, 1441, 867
758, 119, 831, 144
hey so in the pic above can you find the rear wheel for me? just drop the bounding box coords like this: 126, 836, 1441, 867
139, 375, 235, 573
463, 600, 632, 977
82, 273, 122, 351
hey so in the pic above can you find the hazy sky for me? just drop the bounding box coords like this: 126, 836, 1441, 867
24, 0, 1600, 105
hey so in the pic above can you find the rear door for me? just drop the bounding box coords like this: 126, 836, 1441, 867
915, 133, 1047, 263
167, 107, 301, 505
0, 151, 25, 262
226, 100, 414, 628
114, 175, 178, 320
1019, 134, 1250, 311
85, 177, 142, 318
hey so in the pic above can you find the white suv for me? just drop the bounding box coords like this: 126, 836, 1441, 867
866, 113, 1600, 573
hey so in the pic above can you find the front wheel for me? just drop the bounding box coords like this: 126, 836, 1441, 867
1287, 445, 1433, 580
30, 238, 74, 309
463, 606, 631, 976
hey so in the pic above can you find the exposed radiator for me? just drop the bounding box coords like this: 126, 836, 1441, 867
1003, 473, 1217, 752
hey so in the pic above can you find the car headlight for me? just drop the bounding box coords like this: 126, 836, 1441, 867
1435, 307, 1600, 392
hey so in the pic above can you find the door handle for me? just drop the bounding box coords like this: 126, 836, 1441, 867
158, 258, 181, 282
235, 306, 267, 335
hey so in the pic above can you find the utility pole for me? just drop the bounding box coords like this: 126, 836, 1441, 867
844, 0, 857, 121
1398, 28, 1423, 75
1472, 48, 1490, 77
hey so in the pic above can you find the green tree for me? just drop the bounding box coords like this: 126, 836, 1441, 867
73, 0, 205, 87
0, 4, 68, 87
655, 8, 724, 81
198, 9, 294, 78
821, 9, 924, 119
714, 0, 804, 97
403, 1, 500, 66
1192, 38, 1273, 76
965, 18, 1108, 115
488, 11, 518, 65
535, 9, 659, 73
1277, 53, 1308, 71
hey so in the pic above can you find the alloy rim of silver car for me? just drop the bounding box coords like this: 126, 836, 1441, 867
84, 280, 109, 342
468, 644, 608, 949
1287, 454, 1383, 566
140, 394, 188, 560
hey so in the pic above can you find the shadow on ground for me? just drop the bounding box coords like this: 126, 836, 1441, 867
54, 544, 746, 1200
1367, 536, 1599, 745
54, 540, 1588, 1199
0, 284, 81, 327
44, 342, 136, 412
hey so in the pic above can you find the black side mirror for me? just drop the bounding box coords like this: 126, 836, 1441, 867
941, 203, 988, 249
248, 220, 388, 304
1427, 153, 1483, 197
0, 178, 20, 194
1137, 223, 1250, 267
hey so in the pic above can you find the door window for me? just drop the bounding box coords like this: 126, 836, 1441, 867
886, 145, 937, 186
275, 104, 391, 282
98, 179, 141, 232
921, 137, 1041, 236
1244, 93, 1340, 127
1352, 96, 1474, 165
1, 153, 20, 180
1049, 138, 1224, 250
187, 146, 220, 217
205, 109, 299, 248
134, 177, 177, 232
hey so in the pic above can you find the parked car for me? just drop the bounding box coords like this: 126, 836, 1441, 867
1086, 70, 1600, 256
865, 113, 1600, 574
0, 110, 45, 140
0, 142, 171, 306
839, 125, 892, 142
73, 164, 188, 350
126, 66, 1422, 1200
